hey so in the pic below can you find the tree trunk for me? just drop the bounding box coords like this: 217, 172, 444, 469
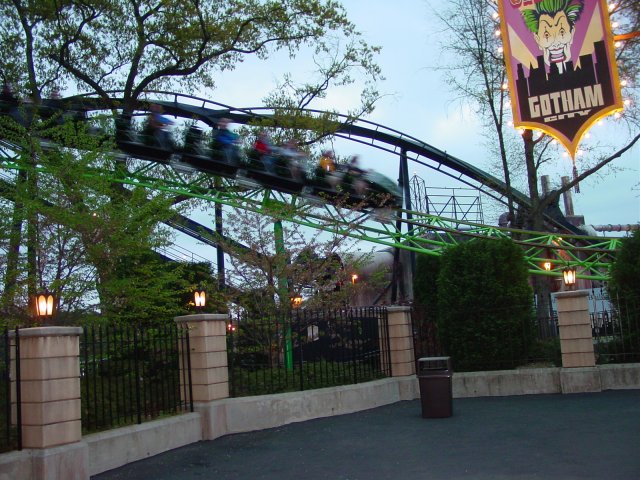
26, 149, 39, 316
522, 129, 552, 326
522, 129, 543, 231
1, 170, 26, 315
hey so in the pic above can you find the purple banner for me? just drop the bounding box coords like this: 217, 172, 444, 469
499, 0, 623, 157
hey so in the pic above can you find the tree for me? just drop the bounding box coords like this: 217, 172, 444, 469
609, 231, 640, 302
433, 0, 639, 233
0, 117, 192, 322
606, 230, 640, 359
0, 0, 382, 322
433, 0, 518, 221
1, 1, 380, 112
220, 207, 371, 314
413, 253, 440, 310
433, 0, 639, 325
436, 238, 534, 371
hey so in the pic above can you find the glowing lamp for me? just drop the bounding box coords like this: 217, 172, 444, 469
291, 296, 303, 308
351, 274, 358, 284
35, 291, 55, 319
562, 267, 577, 289
543, 261, 552, 272
194, 289, 206, 309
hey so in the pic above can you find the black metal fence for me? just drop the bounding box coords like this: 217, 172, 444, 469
411, 303, 561, 372
590, 291, 640, 364
227, 306, 391, 397
0, 328, 21, 453
411, 304, 445, 361
412, 289, 640, 371
81, 323, 193, 434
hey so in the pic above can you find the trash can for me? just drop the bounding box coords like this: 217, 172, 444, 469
417, 356, 453, 418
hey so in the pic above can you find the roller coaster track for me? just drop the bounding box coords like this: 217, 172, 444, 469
0, 91, 624, 281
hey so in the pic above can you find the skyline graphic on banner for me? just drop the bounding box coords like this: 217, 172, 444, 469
499, 0, 623, 158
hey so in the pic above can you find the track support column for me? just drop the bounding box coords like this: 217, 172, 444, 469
274, 220, 293, 370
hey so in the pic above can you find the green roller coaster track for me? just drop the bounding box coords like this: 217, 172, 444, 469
0, 155, 621, 282
0, 91, 626, 282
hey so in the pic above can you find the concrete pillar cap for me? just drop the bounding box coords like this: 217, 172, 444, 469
10, 326, 83, 338
174, 313, 229, 323
386, 306, 412, 313
555, 289, 589, 299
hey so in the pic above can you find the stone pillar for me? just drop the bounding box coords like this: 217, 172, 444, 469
174, 314, 229, 402
556, 290, 595, 368
14, 326, 88, 480
385, 306, 416, 377
18, 327, 83, 448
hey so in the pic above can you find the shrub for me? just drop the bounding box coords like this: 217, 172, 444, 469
414, 253, 441, 308
436, 238, 534, 371
608, 231, 640, 302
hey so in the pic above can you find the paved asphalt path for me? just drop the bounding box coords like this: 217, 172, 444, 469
93, 389, 640, 480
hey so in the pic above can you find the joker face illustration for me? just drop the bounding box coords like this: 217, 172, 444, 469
521, 0, 584, 73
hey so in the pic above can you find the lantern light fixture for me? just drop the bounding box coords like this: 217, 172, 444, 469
35, 290, 56, 320
194, 288, 206, 310
562, 267, 577, 289
291, 295, 303, 309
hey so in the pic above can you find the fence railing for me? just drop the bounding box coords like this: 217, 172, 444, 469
80, 323, 193, 434
1, 328, 21, 453
413, 289, 640, 371
590, 292, 640, 364
227, 306, 391, 397
411, 303, 561, 372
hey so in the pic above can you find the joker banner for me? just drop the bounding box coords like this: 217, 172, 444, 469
498, 0, 623, 158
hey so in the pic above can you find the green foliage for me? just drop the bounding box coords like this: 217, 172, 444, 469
436, 238, 535, 372
229, 359, 386, 397
101, 256, 228, 324
80, 322, 188, 433
594, 337, 640, 365
607, 231, 640, 348
608, 231, 640, 303
413, 253, 440, 308
1, 0, 379, 114
1, 0, 383, 326
180, 261, 228, 315
528, 337, 561, 367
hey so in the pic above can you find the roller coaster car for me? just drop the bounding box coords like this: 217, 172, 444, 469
236, 149, 307, 195
306, 167, 402, 210
362, 171, 403, 209
0, 100, 59, 130
180, 126, 240, 177
0, 100, 99, 146
115, 116, 173, 163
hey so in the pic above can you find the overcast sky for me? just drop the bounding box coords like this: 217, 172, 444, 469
201, 0, 638, 230
168, 0, 639, 269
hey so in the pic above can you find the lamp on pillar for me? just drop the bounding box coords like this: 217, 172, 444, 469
34, 290, 56, 323
290, 295, 303, 309
562, 266, 577, 289
194, 288, 206, 311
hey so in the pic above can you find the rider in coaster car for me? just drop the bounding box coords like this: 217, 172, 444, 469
254, 130, 275, 172
214, 118, 240, 163
278, 139, 305, 181
343, 155, 367, 196
144, 104, 174, 149
318, 150, 339, 188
